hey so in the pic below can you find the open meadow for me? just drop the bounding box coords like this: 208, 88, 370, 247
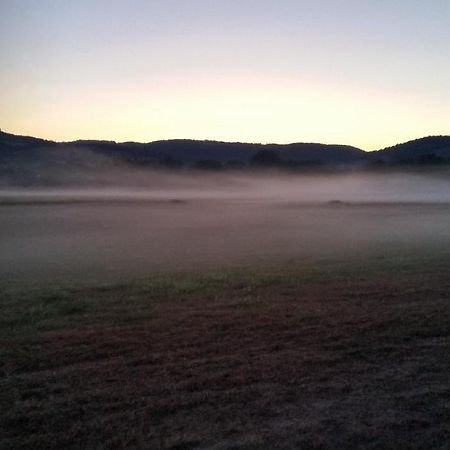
1, 188, 450, 449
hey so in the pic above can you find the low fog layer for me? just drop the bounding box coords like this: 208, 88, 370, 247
1, 171, 450, 286
1, 170, 450, 203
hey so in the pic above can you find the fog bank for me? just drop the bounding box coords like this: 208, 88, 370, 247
1, 170, 450, 204
1, 171, 450, 287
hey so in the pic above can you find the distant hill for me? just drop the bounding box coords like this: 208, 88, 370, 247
370, 136, 450, 164
1, 130, 449, 185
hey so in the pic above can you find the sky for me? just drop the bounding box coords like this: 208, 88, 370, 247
1, 0, 449, 150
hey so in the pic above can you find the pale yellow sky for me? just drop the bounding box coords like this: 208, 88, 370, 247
1, 0, 449, 150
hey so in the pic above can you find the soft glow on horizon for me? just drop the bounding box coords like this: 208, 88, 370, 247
1, 0, 449, 150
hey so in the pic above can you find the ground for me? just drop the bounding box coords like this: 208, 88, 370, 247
1, 252, 449, 449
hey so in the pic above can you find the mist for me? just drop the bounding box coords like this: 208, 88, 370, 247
2, 168, 450, 203
1, 170, 450, 287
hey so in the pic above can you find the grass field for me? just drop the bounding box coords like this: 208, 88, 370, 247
1, 250, 450, 449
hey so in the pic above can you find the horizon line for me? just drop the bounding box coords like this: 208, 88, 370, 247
1, 129, 449, 153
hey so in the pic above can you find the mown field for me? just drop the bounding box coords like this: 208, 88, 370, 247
1, 250, 450, 449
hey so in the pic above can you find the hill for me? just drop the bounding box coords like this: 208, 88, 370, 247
370, 136, 450, 164
1, 131, 449, 185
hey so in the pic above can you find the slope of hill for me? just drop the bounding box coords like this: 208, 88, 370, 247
370, 136, 450, 163
1, 130, 449, 185
0, 130, 366, 173
0, 131, 367, 163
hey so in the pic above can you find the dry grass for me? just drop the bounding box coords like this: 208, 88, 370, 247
1, 258, 450, 449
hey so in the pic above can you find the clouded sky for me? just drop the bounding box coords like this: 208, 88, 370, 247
1, 0, 449, 149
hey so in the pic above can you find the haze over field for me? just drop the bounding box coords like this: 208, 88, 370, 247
2, 171, 450, 287
2, 170, 450, 202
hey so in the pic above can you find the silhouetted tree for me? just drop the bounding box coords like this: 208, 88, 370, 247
415, 153, 446, 165
160, 156, 183, 169
226, 160, 247, 169
250, 150, 282, 167
194, 160, 223, 170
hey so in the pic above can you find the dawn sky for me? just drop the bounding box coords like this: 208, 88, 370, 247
1, 0, 449, 150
